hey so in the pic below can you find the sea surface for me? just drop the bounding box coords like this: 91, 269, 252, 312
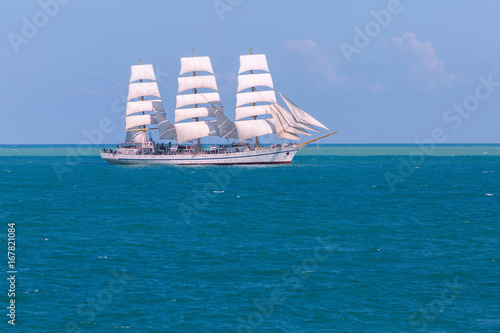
0, 145, 498, 332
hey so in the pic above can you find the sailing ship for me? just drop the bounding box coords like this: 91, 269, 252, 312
100, 50, 336, 165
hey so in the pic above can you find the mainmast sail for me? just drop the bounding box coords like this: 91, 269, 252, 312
174, 51, 237, 147
125, 61, 175, 143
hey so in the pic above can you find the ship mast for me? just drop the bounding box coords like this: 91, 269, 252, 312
192, 49, 201, 152
174, 52, 232, 145
125, 60, 168, 144
234, 51, 276, 144
139, 58, 148, 143
249, 48, 260, 149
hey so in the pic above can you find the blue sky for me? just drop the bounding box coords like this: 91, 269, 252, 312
1, 0, 500, 144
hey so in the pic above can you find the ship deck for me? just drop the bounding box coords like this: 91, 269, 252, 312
100, 145, 299, 165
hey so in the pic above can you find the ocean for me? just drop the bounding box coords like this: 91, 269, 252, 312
0, 145, 498, 332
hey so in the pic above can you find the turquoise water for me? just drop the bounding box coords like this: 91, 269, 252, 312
0, 145, 499, 332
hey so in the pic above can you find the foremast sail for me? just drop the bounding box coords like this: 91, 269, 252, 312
174, 51, 237, 150
235, 49, 277, 147
125, 60, 175, 143
235, 49, 329, 144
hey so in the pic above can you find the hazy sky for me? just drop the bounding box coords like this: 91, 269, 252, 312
2, 0, 500, 144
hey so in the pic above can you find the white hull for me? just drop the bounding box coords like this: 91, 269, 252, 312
101, 146, 300, 165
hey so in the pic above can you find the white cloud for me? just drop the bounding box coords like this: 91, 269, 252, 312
368, 81, 386, 93
283, 39, 346, 84
392, 33, 463, 89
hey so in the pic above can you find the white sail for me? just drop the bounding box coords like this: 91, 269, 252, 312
235, 119, 275, 141
284, 118, 320, 133
176, 92, 221, 109
175, 106, 217, 123
236, 90, 277, 107
130, 64, 156, 82
126, 100, 163, 116
125, 114, 157, 130
154, 110, 177, 140
127, 82, 161, 101
177, 76, 218, 94
279, 92, 328, 130
238, 54, 270, 74
269, 105, 302, 140
237, 73, 274, 92
271, 113, 301, 140
235, 105, 272, 121
273, 104, 312, 136
214, 107, 238, 139
174, 120, 219, 143
125, 126, 146, 143
179, 56, 214, 76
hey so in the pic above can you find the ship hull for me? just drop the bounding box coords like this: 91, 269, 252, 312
100, 146, 300, 165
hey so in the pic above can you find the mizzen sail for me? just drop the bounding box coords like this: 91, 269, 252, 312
125, 62, 175, 142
